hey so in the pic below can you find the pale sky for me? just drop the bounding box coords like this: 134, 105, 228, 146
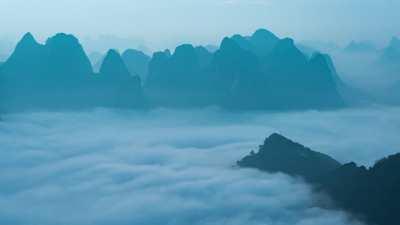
0, 0, 399, 52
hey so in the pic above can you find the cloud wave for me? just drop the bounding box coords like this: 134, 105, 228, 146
1, 107, 398, 225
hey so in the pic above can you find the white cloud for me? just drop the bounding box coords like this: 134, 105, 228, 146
1, 107, 398, 224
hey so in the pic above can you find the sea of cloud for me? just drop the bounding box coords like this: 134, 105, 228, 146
1, 106, 399, 225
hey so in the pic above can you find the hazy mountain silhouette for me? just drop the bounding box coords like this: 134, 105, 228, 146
237, 133, 400, 225
237, 133, 341, 180
194, 46, 213, 69
1, 29, 348, 111
210, 37, 264, 108
0, 33, 145, 111
258, 38, 344, 109
122, 49, 151, 80
45, 33, 93, 80
344, 41, 377, 53
1, 32, 92, 82
235, 29, 280, 57
100, 49, 131, 78
0, 33, 81, 110
1, 33, 46, 79
145, 44, 216, 107
146, 29, 344, 109
95, 49, 145, 108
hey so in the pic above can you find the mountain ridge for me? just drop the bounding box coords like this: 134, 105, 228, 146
1, 29, 347, 112
237, 133, 400, 225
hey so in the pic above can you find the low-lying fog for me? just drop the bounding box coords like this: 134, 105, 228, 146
1, 107, 400, 225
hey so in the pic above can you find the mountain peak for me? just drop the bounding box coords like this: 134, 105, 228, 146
46, 33, 81, 47
238, 133, 341, 180
121, 49, 151, 79
100, 49, 131, 78
122, 49, 148, 58
20, 32, 37, 43
105, 49, 121, 59
219, 37, 241, 53
171, 44, 197, 65
44, 33, 92, 77
266, 133, 291, 144
164, 49, 172, 57
270, 38, 307, 64
16, 32, 41, 49
173, 44, 195, 56
252, 28, 278, 40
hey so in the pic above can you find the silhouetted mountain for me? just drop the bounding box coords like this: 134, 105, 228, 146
194, 46, 213, 68
260, 39, 344, 109
146, 29, 344, 109
146, 44, 216, 107
230, 29, 279, 58
249, 29, 280, 57
1, 29, 347, 111
45, 33, 92, 80
95, 49, 145, 108
344, 41, 377, 53
237, 134, 400, 225
211, 37, 264, 108
237, 133, 341, 180
0, 33, 145, 111
317, 153, 400, 225
0, 33, 87, 111
122, 49, 150, 80
1, 33, 92, 83
100, 49, 131, 78
1, 33, 46, 79
163, 49, 172, 57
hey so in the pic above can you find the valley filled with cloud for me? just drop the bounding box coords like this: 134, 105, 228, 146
1, 107, 399, 225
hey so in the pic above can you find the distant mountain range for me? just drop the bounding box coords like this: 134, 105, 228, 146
146, 29, 344, 109
344, 41, 377, 53
0, 29, 348, 112
237, 133, 400, 225
0, 33, 144, 111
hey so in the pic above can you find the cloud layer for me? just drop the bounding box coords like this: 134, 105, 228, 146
1, 107, 398, 225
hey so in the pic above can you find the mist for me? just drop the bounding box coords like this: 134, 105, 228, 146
1, 107, 400, 224
1, 0, 400, 52
328, 50, 398, 92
